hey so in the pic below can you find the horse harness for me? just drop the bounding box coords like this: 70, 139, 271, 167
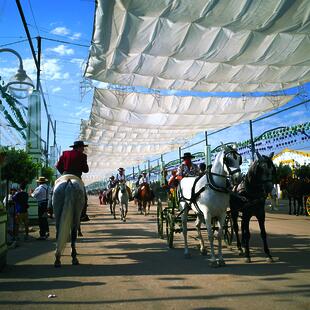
177, 148, 242, 217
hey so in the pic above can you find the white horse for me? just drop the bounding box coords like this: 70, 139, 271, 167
178, 145, 242, 267
118, 181, 129, 222
52, 175, 85, 267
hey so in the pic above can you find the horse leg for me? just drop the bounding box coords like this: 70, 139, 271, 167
217, 213, 226, 267
205, 216, 217, 267
148, 201, 150, 215
71, 226, 79, 265
113, 201, 116, 219
195, 216, 206, 255
143, 201, 147, 216
242, 216, 251, 263
293, 197, 297, 215
181, 204, 190, 258
288, 197, 292, 215
54, 250, 61, 267
123, 203, 128, 222
231, 210, 243, 255
257, 212, 273, 262
78, 224, 83, 237
110, 201, 113, 214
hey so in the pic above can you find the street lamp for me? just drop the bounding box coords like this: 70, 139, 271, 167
0, 48, 34, 99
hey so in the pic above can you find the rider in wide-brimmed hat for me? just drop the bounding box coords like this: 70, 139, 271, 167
115, 168, 133, 200
55, 140, 90, 221
176, 152, 199, 178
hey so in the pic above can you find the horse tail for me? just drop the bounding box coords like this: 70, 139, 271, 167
56, 179, 74, 255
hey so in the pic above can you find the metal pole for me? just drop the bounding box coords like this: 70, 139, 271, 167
53, 120, 56, 146
132, 167, 135, 180
178, 147, 182, 164
148, 160, 151, 180
46, 120, 50, 166
249, 120, 255, 161
204, 130, 211, 166
36, 36, 41, 90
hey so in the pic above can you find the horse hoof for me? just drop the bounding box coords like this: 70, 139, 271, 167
244, 257, 251, 263
218, 259, 226, 267
72, 257, 79, 265
184, 253, 191, 259
266, 257, 273, 263
209, 260, 218, 268
78, 232, 83, 237
54, 260, 61, 268
200, 249, 208, 256
238, 249, 244, 256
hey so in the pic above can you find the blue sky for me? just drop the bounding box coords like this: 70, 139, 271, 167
0, 0, 309, 169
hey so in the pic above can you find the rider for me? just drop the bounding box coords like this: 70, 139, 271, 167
137, 171, 155, 201
55, 140, 90, 221
176, 152, 200, 180
115, 168, 133, 200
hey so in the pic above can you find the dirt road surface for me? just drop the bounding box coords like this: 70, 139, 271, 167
0, 197, 309, 310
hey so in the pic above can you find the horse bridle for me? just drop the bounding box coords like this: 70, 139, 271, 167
223, 149, 242, 176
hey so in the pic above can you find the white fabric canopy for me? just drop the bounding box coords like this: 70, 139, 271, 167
80, 88, 291, 184
85, 0, 310, 92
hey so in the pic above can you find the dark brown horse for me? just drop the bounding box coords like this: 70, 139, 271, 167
230, 152, 276, 263
137, 183, 152, 215
279, 177, 310, 215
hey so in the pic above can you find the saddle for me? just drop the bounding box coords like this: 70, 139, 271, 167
55, 174, 84, 187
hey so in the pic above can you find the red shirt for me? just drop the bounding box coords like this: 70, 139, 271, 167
56, 149, 89, 178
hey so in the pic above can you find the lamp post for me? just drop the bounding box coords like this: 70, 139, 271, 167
0, 48, 34, 270
0, 48, 34, 99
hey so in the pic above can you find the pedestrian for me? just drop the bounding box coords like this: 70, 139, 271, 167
31, 177, 50, 240
12, 183, 29, 241
3, 188, 17, 241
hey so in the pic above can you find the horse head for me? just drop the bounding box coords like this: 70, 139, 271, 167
248, 151, 276, 196
220, 145, 242, 186
119, 182, 127, 194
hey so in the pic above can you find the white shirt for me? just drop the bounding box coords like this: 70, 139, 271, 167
31, 184, 50, 202
139, 176, 149, 185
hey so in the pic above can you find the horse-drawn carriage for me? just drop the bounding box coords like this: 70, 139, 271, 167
157, 189, 234, 249
156, 147, 276, 266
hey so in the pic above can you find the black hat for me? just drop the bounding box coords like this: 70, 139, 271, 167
118, 167, 125, 171
70, 140, 88, 148
110, 175, 115, 179
181, 152, 195, 159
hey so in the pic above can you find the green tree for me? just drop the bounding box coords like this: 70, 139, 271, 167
41, 166, 56, 184
295, 164, 310, 180
1, 148, 40, 193
275, 164, 292, 183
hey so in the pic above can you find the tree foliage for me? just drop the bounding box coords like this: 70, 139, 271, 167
275, 164, 292, 183
295, 164, 310, 179
1, 148, 40, 184
41, 166, 56, 184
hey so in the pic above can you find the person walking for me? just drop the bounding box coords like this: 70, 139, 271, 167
32, 177, 50, 240
12, 183, 29, 241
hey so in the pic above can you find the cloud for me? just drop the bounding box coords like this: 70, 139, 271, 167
70, 33, 81, 40
23, 58, 70, 81
52, 87, 61, 93
47, 44, 74, 56
70, 58, 84, 67
50, 26, 70, 36
72, 106, 91, 117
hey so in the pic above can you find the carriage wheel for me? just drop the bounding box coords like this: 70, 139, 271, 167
306, 196, 310, 216
166, 212, 175, 248
157, 200, 164, 239
223, 214, 234, 246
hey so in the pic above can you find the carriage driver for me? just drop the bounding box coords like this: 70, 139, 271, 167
176, 152, 200, 180
115, 168, 133, 200
55, 140, 90, 221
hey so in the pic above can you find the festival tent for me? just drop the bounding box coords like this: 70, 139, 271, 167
81, 0, 310, 184
80, 88, 291, 184
85, 0, 310, 92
